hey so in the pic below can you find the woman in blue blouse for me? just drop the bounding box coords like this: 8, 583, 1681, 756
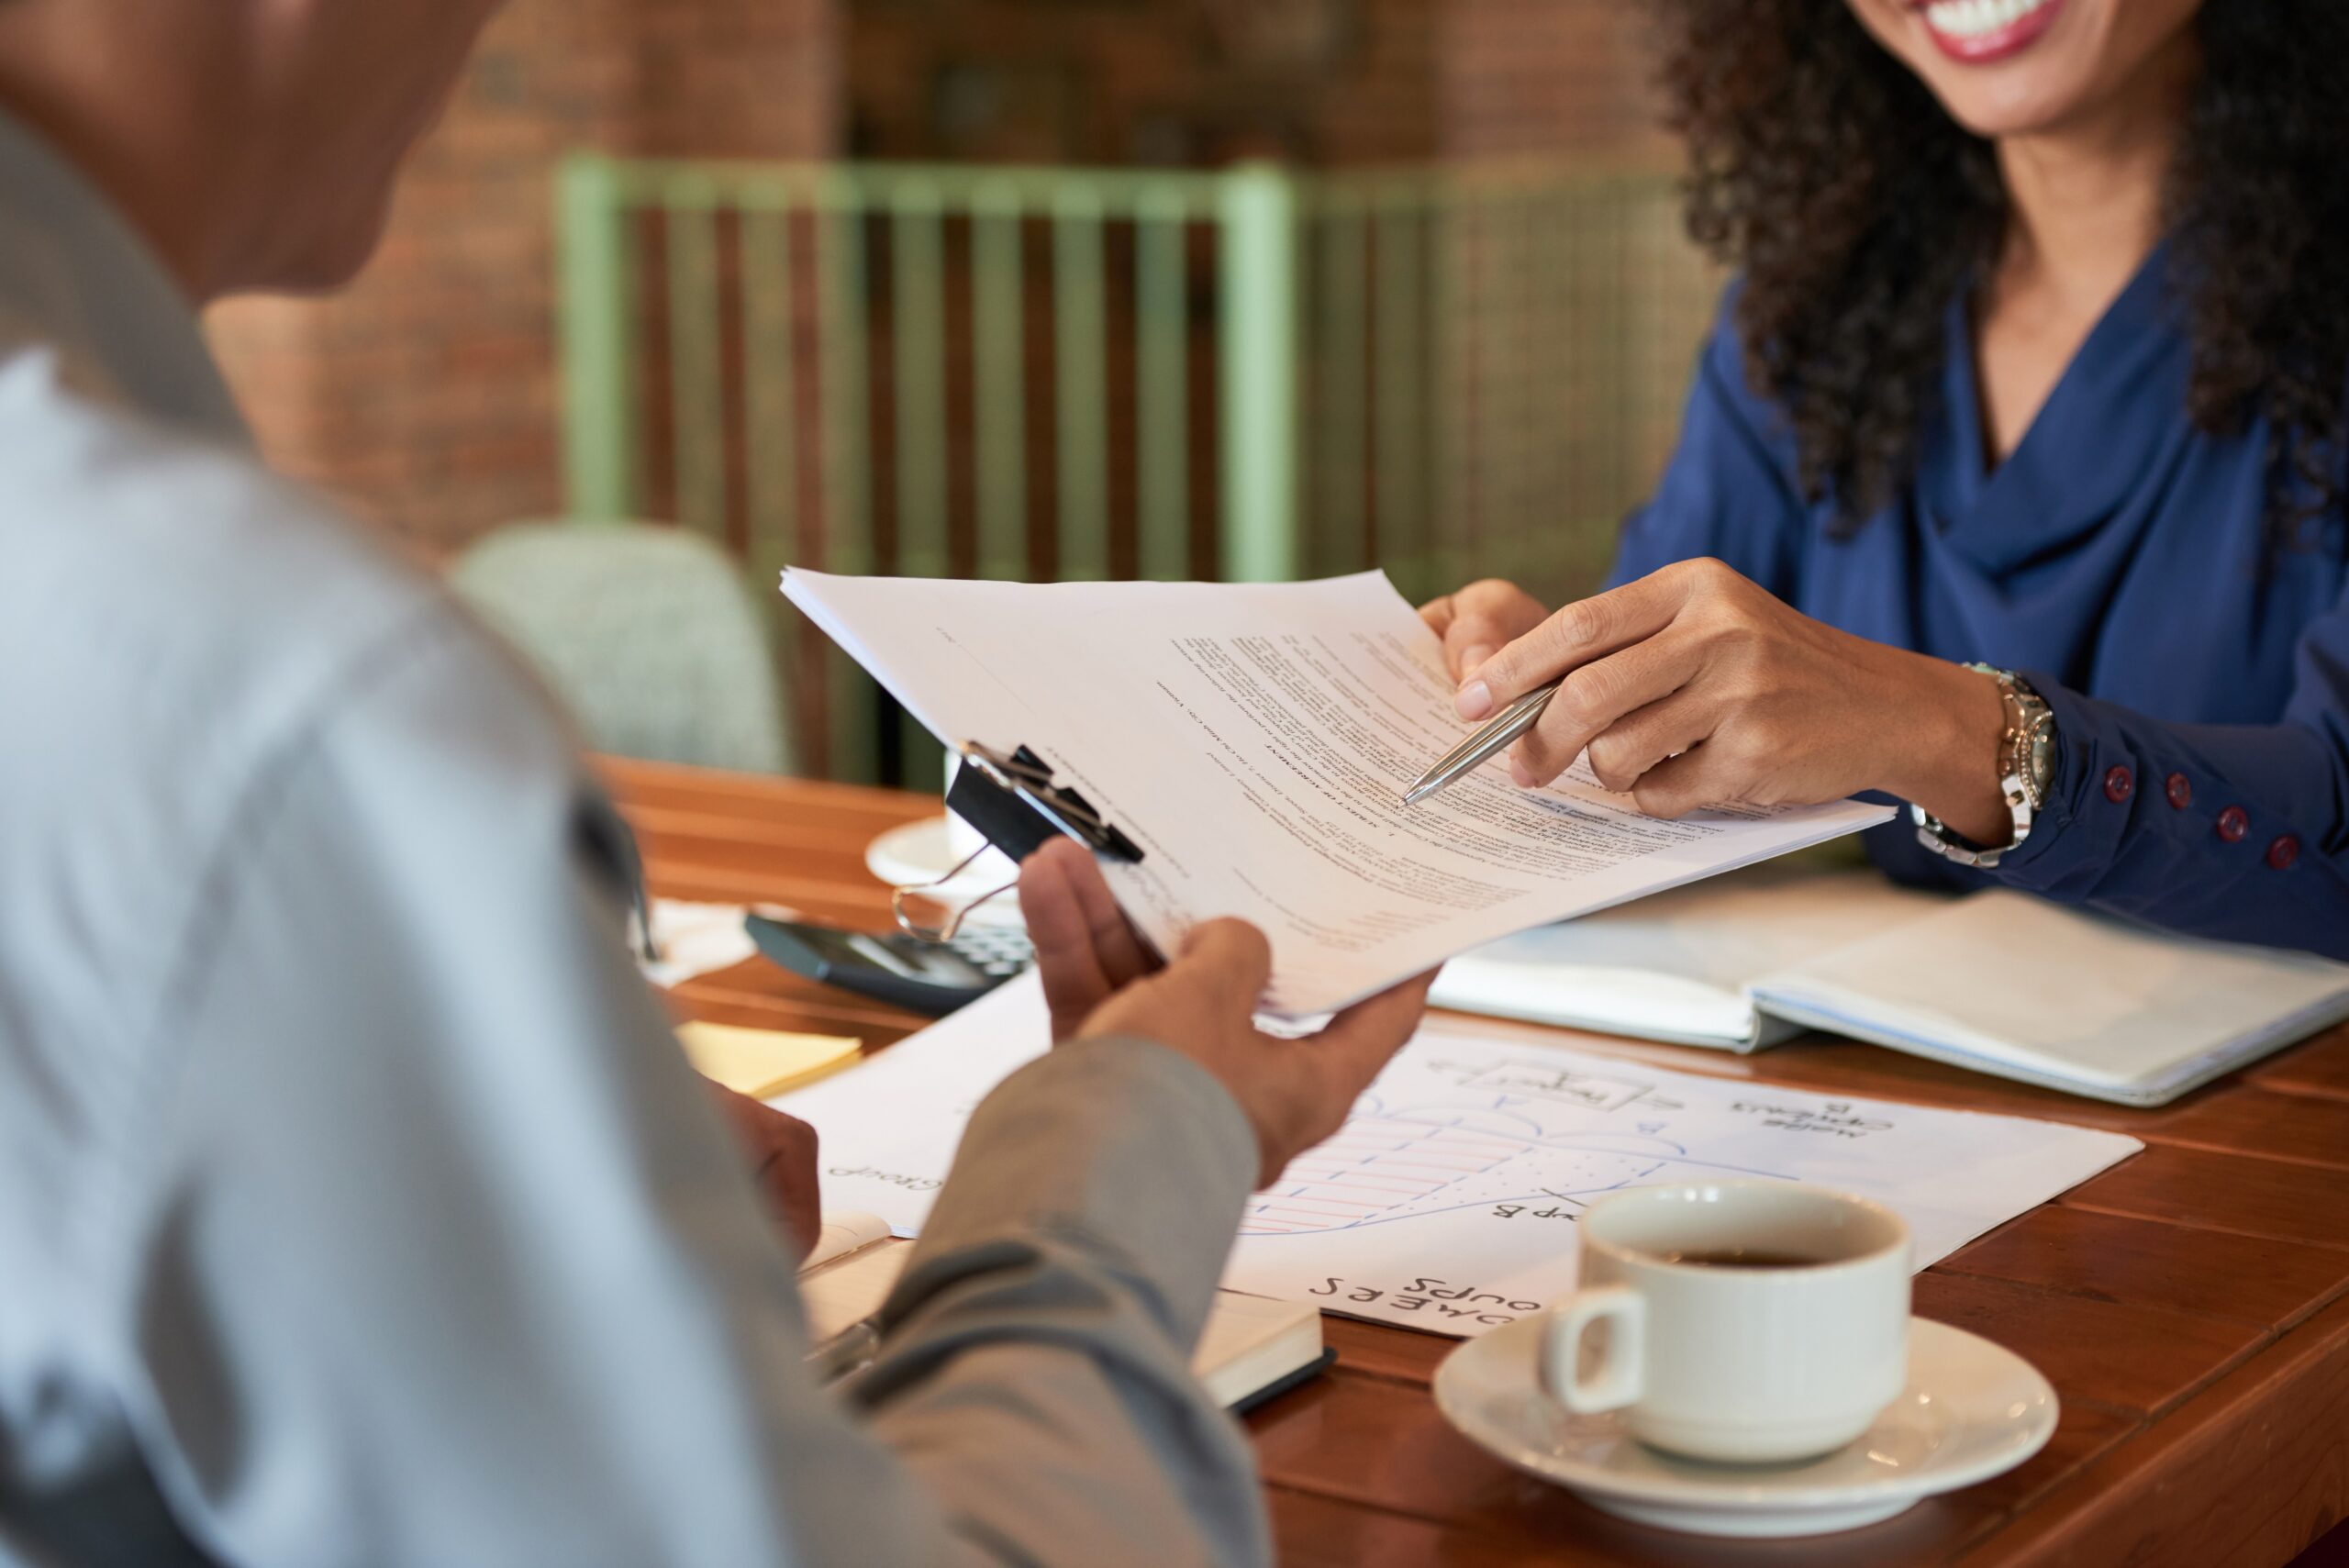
1425, 0, 2349, 959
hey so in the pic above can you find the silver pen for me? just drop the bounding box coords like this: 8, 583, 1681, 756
1402, 680, 1562, 806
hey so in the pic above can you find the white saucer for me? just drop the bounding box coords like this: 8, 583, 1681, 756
1433, 1316, 2056, 1539
865, 817, 1026, 930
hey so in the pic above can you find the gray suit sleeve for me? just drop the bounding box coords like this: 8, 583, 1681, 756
117, 606, 1269, 1568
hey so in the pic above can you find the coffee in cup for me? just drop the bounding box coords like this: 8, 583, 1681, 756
1539, 1181, 1911, 1463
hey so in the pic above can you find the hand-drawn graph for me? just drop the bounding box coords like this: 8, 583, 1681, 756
1241, 1055, 1790, 1237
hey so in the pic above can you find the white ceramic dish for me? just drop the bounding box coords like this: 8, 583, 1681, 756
865, 817, 1026, 930
1434, 1314, 2056, 1538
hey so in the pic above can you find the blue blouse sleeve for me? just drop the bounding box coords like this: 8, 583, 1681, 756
1995, 598, 2349, 958
1608, 287, 1812, 597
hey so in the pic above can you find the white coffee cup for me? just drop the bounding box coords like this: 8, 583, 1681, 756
1540, 1181, 1911, 1464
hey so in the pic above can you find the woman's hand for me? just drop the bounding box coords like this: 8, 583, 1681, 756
1419, 579, 1551, 683
1451, 559, 2012, 843
1017, 838, 1433, 1187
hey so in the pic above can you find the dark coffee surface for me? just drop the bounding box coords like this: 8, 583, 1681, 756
1653, 1249, 1827, 1270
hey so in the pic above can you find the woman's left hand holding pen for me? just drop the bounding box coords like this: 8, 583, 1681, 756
1423, 561, 2013, 845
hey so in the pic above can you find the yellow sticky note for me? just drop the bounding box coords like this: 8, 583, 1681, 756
677, 1021, 863, 1099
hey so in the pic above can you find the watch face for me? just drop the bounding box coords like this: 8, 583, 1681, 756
2023, 720, 2057, 806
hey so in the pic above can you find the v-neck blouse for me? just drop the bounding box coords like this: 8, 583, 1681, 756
1609, 271, 2349, 958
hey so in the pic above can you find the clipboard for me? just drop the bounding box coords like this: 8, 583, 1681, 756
892, 740, 1142, 941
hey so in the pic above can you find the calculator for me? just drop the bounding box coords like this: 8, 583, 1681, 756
744, 914, 1035, 1018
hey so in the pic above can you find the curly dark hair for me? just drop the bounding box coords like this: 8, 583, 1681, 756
1653, 2, 2349, 545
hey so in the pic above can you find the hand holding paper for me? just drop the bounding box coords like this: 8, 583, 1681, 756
785, 570, 1892, 1016
1021, 839, 1433, 1185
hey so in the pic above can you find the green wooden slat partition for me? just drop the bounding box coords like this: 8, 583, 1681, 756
815, 174, 876, 782
1135, 190, 1191, 584
740, 187, 798, 671
970, 183, 1028, 583
663, 177, 727, 544
1314, 196, 1369, 577
555, 153, 1718, 782
1374, 196, 1428, 603
1052, 189, 1110, 581
891, 185, 951, 580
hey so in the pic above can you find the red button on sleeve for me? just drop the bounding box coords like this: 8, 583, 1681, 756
2165, 773, 2192, 810
2267, 835, 2301, 871
2103, 765, 2134, 804
2217, 806, 2250, 844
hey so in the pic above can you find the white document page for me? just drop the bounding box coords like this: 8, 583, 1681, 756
785, 570, 1892, 1017
774, 974, 1050, 1227
777, 973, 2143, 1336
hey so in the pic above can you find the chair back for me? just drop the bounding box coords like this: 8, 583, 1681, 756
451, 520, 790, 774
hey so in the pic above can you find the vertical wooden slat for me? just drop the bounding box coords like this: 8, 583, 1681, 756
1136, 191, 1191, 582
1539, 186, 1588, 597
666, 178, 727, 541
817, 177, 876, 782
1475, 189, 1516, 591
891, 185, 950, 579
1569, 181, 1613, 592
742, 193, 798, 573
741, 190, 800, 766
1602, 182, 1633, 553
971, 185, 1028, 582
1052, 188, 1110, 580
1430, 188, 1471, 596
1218, 163, 1303, 583
1500, 190, 1540, 591
1316, 198, 1369, 575
556, 155, 640, 520
1375, 195, 1428, 603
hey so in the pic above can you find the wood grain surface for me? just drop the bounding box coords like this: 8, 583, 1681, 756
604, 757, 2349, 1567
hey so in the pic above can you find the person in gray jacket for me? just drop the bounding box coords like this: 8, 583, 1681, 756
0, 3, 1434, 1563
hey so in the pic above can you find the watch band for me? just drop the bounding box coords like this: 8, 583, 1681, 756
1912, 665, 2054, 871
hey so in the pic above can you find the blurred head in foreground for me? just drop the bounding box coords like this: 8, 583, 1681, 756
0, 0, 503, 301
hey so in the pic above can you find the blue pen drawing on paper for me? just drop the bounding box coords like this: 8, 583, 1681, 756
1240, 1055, 1800, 1238
1216, 1026, 2143, 1337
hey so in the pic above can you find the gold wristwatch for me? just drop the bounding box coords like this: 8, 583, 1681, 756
1911, 665, 2056, 871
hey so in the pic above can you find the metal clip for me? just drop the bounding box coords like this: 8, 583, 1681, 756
885, 740, 1142, 943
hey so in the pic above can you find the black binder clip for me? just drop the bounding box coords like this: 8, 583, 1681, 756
892, 740, 1144, 942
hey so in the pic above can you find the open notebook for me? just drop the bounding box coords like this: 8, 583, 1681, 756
799, 1217, 1329, 1412
1430, 861, 2349, 1106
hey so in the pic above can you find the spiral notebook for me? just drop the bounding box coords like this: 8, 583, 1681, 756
1430, 864, 2349, 1106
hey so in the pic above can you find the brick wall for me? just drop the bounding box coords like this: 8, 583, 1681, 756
845, 0, 1667, 168
1437, 0, 1675, 159
206, 0, 839, 557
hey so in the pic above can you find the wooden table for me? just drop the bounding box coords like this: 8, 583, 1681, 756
607, 757, 2349, 1568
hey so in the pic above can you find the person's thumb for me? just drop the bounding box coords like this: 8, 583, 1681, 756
1164, 917, 1274, 1014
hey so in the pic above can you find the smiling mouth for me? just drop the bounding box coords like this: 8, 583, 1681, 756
1915, 0, 2065, 63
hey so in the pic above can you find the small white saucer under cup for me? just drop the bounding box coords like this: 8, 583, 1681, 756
1434, 1315, 2057, 1539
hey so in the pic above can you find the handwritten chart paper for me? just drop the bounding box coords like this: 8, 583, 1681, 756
780, 975, 2143, 1336
1220, 1031, 2140, 1332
